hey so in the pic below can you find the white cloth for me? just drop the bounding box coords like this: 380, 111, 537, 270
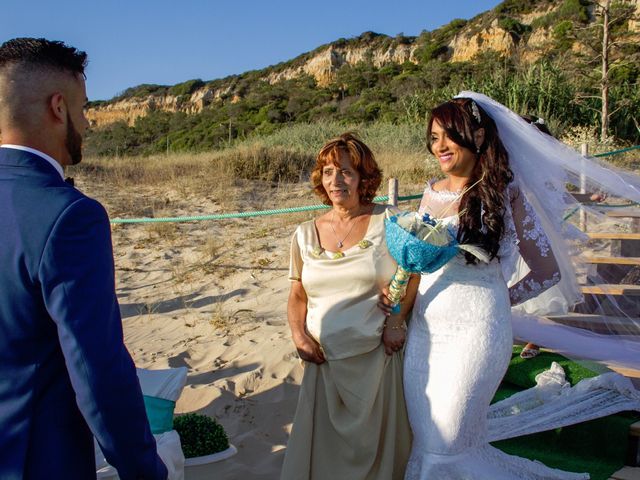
0, 144, 64, 179
95, 367, 187, 480
96, 431, 184, 480
488, 362, 640, 442
136, 367, 188, 402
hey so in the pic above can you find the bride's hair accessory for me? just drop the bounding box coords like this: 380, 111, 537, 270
470, 100, 482, 124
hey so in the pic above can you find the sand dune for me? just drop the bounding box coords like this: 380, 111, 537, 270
76, 166, 637, 479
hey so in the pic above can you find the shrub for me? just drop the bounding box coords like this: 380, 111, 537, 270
174, 413, 229, 458
498, 16, 532, 39
112, 84, 168, 102
169, 79, 205, 97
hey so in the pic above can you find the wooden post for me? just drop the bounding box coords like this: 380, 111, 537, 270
580, 143, 588, 231
388, 178, 398, 207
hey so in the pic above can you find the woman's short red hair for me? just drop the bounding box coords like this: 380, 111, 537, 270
310, 132, 382, 205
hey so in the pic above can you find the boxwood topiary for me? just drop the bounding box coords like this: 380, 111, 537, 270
174, 413, 229, 458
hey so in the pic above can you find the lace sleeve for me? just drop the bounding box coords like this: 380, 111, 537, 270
508, 185, 561, 306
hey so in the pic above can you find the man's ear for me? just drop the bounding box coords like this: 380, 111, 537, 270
474, 128, 485, 151
49, 92, 67, 124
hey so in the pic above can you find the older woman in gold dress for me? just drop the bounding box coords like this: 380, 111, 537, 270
280, 133, 417, 480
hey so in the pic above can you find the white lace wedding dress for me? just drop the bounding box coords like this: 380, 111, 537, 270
403, 180, 589, 479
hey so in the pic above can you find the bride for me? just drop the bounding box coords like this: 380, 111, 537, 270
402, 95, 591, 479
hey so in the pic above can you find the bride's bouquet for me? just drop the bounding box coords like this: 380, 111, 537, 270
384, 210, 489, 313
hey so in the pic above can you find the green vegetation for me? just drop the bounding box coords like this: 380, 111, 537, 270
494, 0, 554, 16
111, 84, 169, 102
531, 0, 591, 29
174, 413, 229, 458
168, 79, 205, 96
85, 0, 640, 157
498, 16, 532, 39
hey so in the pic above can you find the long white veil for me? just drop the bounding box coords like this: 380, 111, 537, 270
457, 91, 640, 371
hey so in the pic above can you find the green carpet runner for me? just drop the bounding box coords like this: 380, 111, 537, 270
491, 346, 639, 479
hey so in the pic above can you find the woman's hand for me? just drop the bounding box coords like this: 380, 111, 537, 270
382, 321, 406, 355
293, 332, 326, 364
377, 285, 394, 317
288, 281, 325, 364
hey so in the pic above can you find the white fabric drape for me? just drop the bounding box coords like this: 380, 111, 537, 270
488, 362, 640, 442
457, 91, 640, 370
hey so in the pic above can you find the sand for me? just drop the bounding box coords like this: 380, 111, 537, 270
77, 174, 320, 480
76, 169, 639, 480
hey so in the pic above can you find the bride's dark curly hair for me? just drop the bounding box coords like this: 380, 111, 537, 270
427, 98, 513, 263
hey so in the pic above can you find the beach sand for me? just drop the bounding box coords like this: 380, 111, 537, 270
77, 168, 638, 480
79, 172, 317, 480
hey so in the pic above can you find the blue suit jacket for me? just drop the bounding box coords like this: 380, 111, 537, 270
0, 148, 167, 480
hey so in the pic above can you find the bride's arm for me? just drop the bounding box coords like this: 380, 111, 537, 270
507, 186, 561, 306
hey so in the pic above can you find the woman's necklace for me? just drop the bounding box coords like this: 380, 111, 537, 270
443, 178, 465, 193
330, 208, 362, 248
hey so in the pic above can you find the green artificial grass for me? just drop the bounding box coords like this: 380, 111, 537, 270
504, 345, 599, 388
491, 346, 639, 480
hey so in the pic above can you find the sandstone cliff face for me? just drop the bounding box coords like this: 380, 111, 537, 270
86, 84, 233, 127
87, 43, 418, 127
265, 43, 416, 87
448, 20, 515, 62
85, 1, 630, 128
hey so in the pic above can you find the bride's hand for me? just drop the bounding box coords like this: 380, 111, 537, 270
293, 332, 326, 364
382, 321, 406, 355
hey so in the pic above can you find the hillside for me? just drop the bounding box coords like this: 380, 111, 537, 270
85, 0, 640, 156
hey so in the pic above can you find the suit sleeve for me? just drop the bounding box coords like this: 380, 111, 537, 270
38, 197, 167, 480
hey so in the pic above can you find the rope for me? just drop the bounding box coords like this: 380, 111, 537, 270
109, 144, 639, 225
561, 144, 640, 219
593, 145, 640, 157
110, 194, 424, 224
563, 202, 637, 221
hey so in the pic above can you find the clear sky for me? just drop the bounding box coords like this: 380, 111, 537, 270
1, 0, 501, 101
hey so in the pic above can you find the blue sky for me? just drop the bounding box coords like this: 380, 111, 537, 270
1, 1, 501, 101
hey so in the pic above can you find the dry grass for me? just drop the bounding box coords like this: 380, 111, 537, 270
69, 141, 437, 223
145, 221, 178, 241
201, 237, 224, 260
65, 124, 637, 239
209, 306, 232, 331
64, 127, 638, 350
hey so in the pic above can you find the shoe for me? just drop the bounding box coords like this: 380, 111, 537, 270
520, 345, 540, 359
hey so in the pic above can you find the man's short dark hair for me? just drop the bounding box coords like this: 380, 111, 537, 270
0, 37, 87, 77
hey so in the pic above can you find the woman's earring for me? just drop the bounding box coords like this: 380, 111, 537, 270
476, 147, 481, 154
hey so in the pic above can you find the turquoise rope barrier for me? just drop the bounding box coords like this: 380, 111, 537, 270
593, 145, 640, 157
109, 144, 639, 225
110, 194, 424, 224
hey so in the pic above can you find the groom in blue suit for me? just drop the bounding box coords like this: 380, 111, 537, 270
0, 39, 167, 479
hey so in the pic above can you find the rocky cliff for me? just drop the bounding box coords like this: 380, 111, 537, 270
85, 0, 635, 128
86, 41, 420, 127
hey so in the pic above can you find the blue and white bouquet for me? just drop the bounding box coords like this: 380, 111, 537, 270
384, 210, 489, 313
